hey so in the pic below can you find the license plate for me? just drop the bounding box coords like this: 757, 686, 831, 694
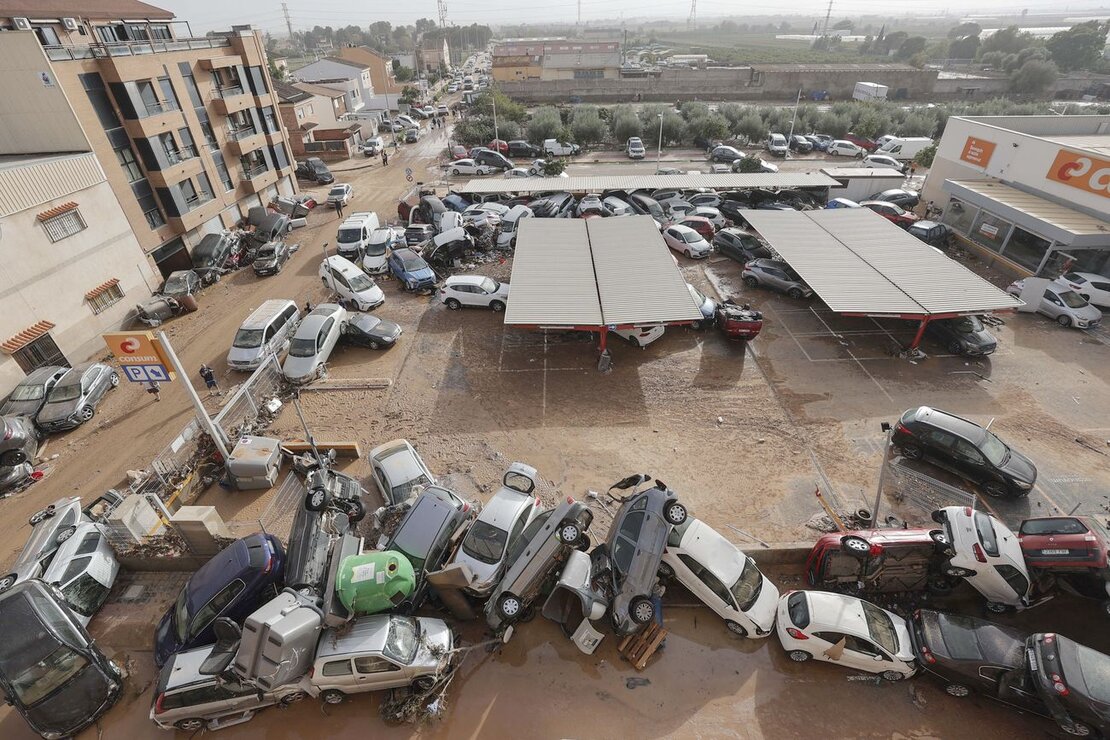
1027, 648, 1038, 671
1041, 549, 1069, 555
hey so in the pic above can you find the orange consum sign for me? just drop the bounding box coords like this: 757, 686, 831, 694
102, 331, 176, 381
1046, 149, 1110, 199
960, 136, 996, 167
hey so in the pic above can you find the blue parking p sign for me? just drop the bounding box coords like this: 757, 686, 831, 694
122, 364, 171, 383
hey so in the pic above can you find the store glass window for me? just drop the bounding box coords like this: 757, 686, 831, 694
1064, 248, 1110, 276
969, 211, 1012, 253
941, 198, 978, 235
1003, 227, 1053, 272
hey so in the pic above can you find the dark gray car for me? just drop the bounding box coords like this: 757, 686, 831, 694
598, 475, 687, 635
742, 258, 814, 299
286, 466, 366, 595
252, 240, 291, 276
160, 269, 203, 299
0, 415, 38, 468
35, 362, 119, 433
925, 316, 997, 356
713, 228, 771, 264
0, 366, 68, 419
191, 232, 235, 281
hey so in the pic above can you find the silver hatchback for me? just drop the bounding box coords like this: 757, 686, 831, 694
35, 362, 119, 432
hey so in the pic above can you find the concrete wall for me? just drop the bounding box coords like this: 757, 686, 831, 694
0, 154, 157, 394
0, 32, 90, 155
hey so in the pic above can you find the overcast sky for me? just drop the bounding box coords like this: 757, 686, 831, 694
156, 0, 1103, 36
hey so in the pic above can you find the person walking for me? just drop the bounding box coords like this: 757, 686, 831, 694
199, 364, 220, 396
382, 150, 389, 166
333, 199, 344, 219
146, 381, 161, 402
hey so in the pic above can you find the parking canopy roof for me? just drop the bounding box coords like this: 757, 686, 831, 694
457, 172, 839, 195
739, 208, 1025, 317
504, 216, 704, 327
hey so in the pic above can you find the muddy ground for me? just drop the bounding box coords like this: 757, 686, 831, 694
1, 113, 1109, 738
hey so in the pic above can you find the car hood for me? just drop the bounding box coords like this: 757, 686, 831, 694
1071, 303, 1103, 321
0, 398, 43, 417
36, 400, 78, 424
24, 661, 117, 737
406, 266, 436, 281
154, 609, 182, 667
453, 551, 501, 594
363, 254, 388, 270
356, 285, 386, 305
371, 319, 402, 338
1000, 447, 1037, 485
283, 355, 323, 383
745, 574, 780, 633
414, 619, 454, 671
226, 345, 264, 365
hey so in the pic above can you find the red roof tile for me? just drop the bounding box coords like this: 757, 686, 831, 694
85, 278, 120, 301
2, 320, 56, 354
36, 202, 78, 222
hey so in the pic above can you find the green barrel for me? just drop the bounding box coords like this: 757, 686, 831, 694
336, 550, 416, 615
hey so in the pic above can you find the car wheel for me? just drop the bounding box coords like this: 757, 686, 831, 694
109, 372, 120, 387
490, 300, 505, 313
981, 480, 1010, 498
1102, 599, 1110, 618
788, 650, 811, 662
345, 498, 366, 523
519, 604, 537, 623
945, 566, 975, 578
684, 249, 692, 258
321, 690, 345, 705
899, 443, 924, 460
928, 529, 953, 553
558, 521, 581, 545
629, 595, 655, 625
368, 340, 381, 350
412, 676, 437, 692
927, 577, 955, 595
743, 276, 759, 288
947, 341, 964, 355
945, 683, 971, 698
657, 562, 675, 579
0, 450, 27, 467
690, 319, 703, 330
0, 575, 16, 592
78, 405, 94, 422
29, 506, 55, 526
986, 602, 1009, 614
175, 719, 206, 731
498, 592, 523, 620
840, 535, 871, 558
881, 670, 905, 682
445, 298, 462, 310
1064, 722, 1094, 737
280, 691, 306, 706
664, 501, 688, 526
787, 287, 804, 299
725, 620, 748, 637
305, 487, 329, 512
1057, 314, 1073, 327
56, 525, 76, 544
575, 534, 592, 552
629, 336, 640, 348
452, 169, 461, 175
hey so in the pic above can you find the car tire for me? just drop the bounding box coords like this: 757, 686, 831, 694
948, 342, 964, 355
0, 574, 16, 592
926, 577, 955, 595
629, 336, 640, 347
945, 566, 975, 578
280, 691, 306, 706
945, 683, 971, 698
368, 339, 382, 351
981, 480, 1010, 498
725, 620, 748, 637
986, 602, 1009, 614
787, 287, 804, 299
29, 506, 55, 526
664, 501, 688, 526
498, 592, 523, 621
788, 650, 811, 662
929, 529, 953, 553
1057, 315, 1072, 327
490, 300, 505, 313
452, 169, 461, 175
840, 535, 871, 558
519, 604, 537, 623
412, 676, 437, 692
445, 298, 462, 310
305, 487, 329, 512
0, 450, 27, 467
629, 595, 655, 625
881, 670, 905, 681
175, 719, 206, 731
109, 372, 120, 387
575, 534, 592, 552
345, 498, 366, 523
78, 405, 94, 422
558, 521, 581, 545
1063, 722, 1094, 737
690, 319, 703, 330
1101, 599, 1110, 618
743, 276, 759, 288
899, 443, 924, 460
56, 525, 76, 544
321, 690, 345, 705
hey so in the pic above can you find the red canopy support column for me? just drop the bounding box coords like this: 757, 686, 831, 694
907, 317, 930, 351
598, 325, 609, 352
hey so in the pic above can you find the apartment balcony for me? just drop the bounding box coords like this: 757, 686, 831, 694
209, 84, 252, 115
144, 149, 203, 188
168, 193, 221, 233
122, 103, 186, 139
225, 126, 266, 157
239, 165, 278, 195
199, 55, 242, 71
42, 37, 232, 62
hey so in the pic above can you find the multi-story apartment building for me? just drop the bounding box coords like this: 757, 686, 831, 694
0, 1, 297, 277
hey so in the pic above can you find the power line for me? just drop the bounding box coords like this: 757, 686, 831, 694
281, 2, 295, 41
688, 0, 696, 27
822, 0, 834, 35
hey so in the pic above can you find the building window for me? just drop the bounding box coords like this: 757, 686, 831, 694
87, 281, 125, 314
941, 198, 978, 235
573, 69, 603, 79
116, 146, 142, 182
306, 104, 313, 115
1003, 227, 1053, 272
133, 180, 165, 229
13, 334, 67, 374
42, 210, 87, 242
213, 154, 234, 192
296, 108, 304, 120
969, 210, 1013, 254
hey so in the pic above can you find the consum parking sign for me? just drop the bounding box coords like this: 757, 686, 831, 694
102, 331, 175, 383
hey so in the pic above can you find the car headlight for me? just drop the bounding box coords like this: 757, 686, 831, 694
1012, 479, 1034, 490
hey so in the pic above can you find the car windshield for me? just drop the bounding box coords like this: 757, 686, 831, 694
9, 383, 45, 401
257, 246, 277, 259
861, 600, 898, 654
402, 257, 427, 272
461, 520, 509, 565
1058, 290, 1088, 309
391, 473, 432, 504
288, 336, 318, 358
979, 430, 1009, 467
731, 558, 764, 611
680, 230, 702, 243
328, 187, 345, 197
163, 274, 190, 293
7, 644, 89, 707
383, 617, 419, 664
59, 573, 109, 618
479, 278, 499, 293
337, 227, 362, 243
1063, 272, 1086, 284
173, 588, 189, 642
348, 272, 376, 292
46, 382, 80, 403
951, 316, 984, 334
366, 238, 389, 256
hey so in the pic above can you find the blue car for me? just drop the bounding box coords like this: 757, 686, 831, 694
154, 533, 284, 667
442, 193, 470, 212
388, 248, 437, 291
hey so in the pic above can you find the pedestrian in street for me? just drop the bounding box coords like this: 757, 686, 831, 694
199, 364, 220, 396
382, 151, 389, 166
146, 381, 161, 402
304, 300, 314, 314
908, 162, 917, 178
333, 200, 344, 219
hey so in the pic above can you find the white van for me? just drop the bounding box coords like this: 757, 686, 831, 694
362, 227, 399, 274
227, 299, 301, 371
335, 212, 380, 262
876, 136, 933, 161
319, 255, 385, 311
497, 205, 533, 248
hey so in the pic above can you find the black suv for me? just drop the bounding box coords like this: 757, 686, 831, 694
472, 149, 513, 171
295, 157, 334, 184
507, 140, 540, 158
713, 227, 771, 264
889, 406, 1037, 498
924, 316, 997, 356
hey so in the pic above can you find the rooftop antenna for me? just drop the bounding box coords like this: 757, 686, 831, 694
688, 0, 696, 28
822, 0, 833, 36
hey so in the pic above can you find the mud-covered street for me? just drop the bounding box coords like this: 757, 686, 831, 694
1, 114, 1109, 739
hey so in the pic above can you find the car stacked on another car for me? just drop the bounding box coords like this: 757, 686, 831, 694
282, 304, 347, 384
0, 366, 68, 420
35, 362, 119, 433
933, 506, 1035, 612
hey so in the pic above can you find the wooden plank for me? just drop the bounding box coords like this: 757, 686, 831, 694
280, 440, 362, 459
618, 622, 667, 671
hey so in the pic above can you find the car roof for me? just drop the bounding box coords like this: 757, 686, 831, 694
184, 537, 251, 611
161, 644, 220, 691
17, 365, 69, 386
668, 224, 696, 234
804, 591, 872, 633
911, 406, 984, 442
41, 522, 104, 583
56, 362, 99, 385
372, 440, 423, 480
677, 519, 749, 584
315, 614, 394, 659
477, 487, 535, 529
295, 306, 341, 337
446, 275, 489, 286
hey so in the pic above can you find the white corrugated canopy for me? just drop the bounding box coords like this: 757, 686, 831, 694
740, 208, 1024, 317
457, 172, 839, 195
503, 219, 602, 326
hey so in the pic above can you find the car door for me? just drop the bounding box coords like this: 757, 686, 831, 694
676, 553, 739, 622
1089, 279, 1110, 306
352, 654, 404, 692
842, 634, 897, 673
318, 318, 337, 359
1040, 289, 1063, 319
81, 367, 101, 405
919, 426, 959, 465
949, 437, 994, 483
457, 284, 480, 307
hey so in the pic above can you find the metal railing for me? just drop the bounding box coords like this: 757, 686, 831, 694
241, 164, 269, 181
141, 99, 178, 117
165, 146, 198, 165
212, 354, 286, 439
182, 193, 214, 211
210, 84, 245, 100
43, 37, 231, 61
227, 125, 259, 142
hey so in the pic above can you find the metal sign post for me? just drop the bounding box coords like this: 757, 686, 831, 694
156, 331, 231, 462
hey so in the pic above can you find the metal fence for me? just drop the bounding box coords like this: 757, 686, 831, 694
213, 354, 286, 440
253, 470, 306, 542
882, 457, 977, 522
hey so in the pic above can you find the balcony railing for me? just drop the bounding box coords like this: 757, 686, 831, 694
210, 84, 245, 100
140, 99, 179, 117
241, 164, 269, 181
43, 37, 232, 62
164, 146, 198, 165
227, 126, 259, 142
182, 193, 215, 212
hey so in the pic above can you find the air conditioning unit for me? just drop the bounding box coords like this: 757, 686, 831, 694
12, 17, 31, 31
62, 17, 79, 31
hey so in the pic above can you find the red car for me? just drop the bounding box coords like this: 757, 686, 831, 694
860, 200, 919, 228
806, 527, 954, 594
670, 215, 715, 242
1018, 516, 1110, 572
843, 132, 877, 152
488, 139, 509, 155
448, 144, 469, 160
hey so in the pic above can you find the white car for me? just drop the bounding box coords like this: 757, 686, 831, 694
440, 275, 510, 312
932, 506, 1034, 612
447, 83, 459, 92
690, 206, 726, 230
627, 137, 646, 159
282, 303, 347, 383
613, 325, 664, 347
362, 227, 400, 274
41, 522, 119, 626
1055, 271, 1110, 309
395, 114, 419, 129
861, 154, 906, 172
1006, 279, 1103, 329
368, 438, 436, 506
505, 167, 532, 179
326, 183, 353, 206
766, 133, 789, 156
360, 137, 384, 155
660, 518, 779, 637
827, 140, 865, 157
776, 590, 917, 680
319, 255, 385, 311
448, 159, 491, 176
603, 196, 633, 216
463, 202, 509, 228
437, 104, 449, 115
452, 462, 542, 596
662, 224, 712, 258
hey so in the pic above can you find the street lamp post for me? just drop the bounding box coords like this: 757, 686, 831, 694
656, 112, 664, 167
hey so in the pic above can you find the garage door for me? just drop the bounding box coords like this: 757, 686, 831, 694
277, 176, 295, 198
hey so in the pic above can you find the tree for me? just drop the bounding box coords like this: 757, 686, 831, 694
394, 66, 414, 82
680, 101, 710, 121
980, 26, 1035, 55
900, 113, 936, 137
471, 90, 527, 123
611, 111, 643, 142
1010, 59, 1058, 96
733, 113, 766, 144
733, 155, 763, 173
526, 107, 564, 144
948, 34, 980, 60
896, 36, 927, 60
686, 113, 730, 143
571, 107, 607, 146
1046, 21, 1109, 72
453, 117, 494, 146
540, 158, 567, 176
948, 22, 981, 38
913, 142, 938, 168
400, 85, 420, 104
267, 57, 286, 82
